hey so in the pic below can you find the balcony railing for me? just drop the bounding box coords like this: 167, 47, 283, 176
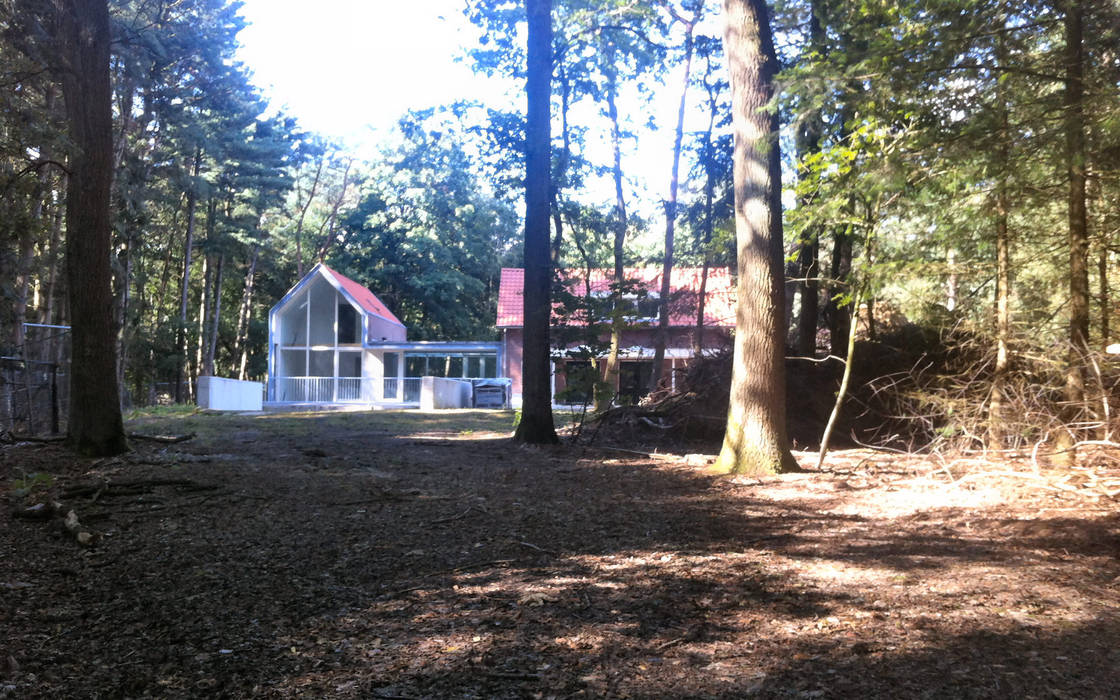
272, 376, 424, 405
382, 377, 421, 403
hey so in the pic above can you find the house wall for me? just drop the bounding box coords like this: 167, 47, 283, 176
503, 329, 524, 405
367, 315, 406, 343
505, 326, 732, 404
198, 376, 263, 411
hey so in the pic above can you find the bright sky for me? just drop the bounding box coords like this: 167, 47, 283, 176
234, 0, 714, 220
236, 0, 515, 151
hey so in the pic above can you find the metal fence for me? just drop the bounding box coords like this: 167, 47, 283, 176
1, 323, 70, 435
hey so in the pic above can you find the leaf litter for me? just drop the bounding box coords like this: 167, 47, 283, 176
0, 410, 1117, 698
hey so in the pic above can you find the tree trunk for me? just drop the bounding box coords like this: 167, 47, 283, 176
235, 244, 259, 380
714, 0, 798, 476
1099, 241, 1109, 350
650, 13, 697, 393
56, 0, 127, 455
194, 254, 210, 389
295, 156, 324, 278
316, 158, 354, 263
825, 226, 852, 357
601, 46, 627, 411
204, 253, 224, 377
512, 0, 558, 444
794, 0, 824, 357
41, 181, 65, 326
550, 65, 572, 265
1056, 0, 1090, 463
693, 59, 720, 358
175, 147, 201, 403
988, 32, 1013, 451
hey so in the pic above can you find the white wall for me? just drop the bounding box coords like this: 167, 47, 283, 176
420, 377, 472, 410
198, 376, 263, 411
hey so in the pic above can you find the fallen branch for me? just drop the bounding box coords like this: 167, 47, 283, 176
9, 434, 67, 443
128, 432, 196, 444
429, 504, 486, 525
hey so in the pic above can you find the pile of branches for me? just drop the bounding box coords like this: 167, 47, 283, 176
583, 323, 1120, 456
853, 325, 1120, 455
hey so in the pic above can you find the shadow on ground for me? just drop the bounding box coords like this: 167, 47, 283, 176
1, 410, 1117, 698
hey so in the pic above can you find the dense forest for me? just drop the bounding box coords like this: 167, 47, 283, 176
2, 0, 1118, 455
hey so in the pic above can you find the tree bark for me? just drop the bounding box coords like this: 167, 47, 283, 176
55, 0, 127, 455
1056, 0, 1090, 463
601, 44, 627, 411
988, 31, 1013, 451
693, 55, 720, 358
650, 10, 698, 392
175, 147, 201, 403
794, 0, 824, 358
825, 225, 852, 357
235, 243, 259, 380
203, 252, 224, 377
512, 0, 558, 444
294, 156, 324, 278
550, 65, 572, 265
714, 0, 798, 476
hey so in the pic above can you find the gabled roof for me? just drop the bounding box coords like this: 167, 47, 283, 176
496, 267, 736, 329
271, 263, 405, 330
320, 264, 405, 328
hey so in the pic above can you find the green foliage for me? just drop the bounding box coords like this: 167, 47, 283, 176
334, 107, 520, 341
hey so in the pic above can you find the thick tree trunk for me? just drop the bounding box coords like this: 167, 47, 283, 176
1057, 0, 1090, 462
56, 0, 127, 455
714, 0, 798, 476
512, 0, 558, 444
650, 14, 697, 392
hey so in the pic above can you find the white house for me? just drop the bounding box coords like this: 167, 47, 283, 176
266, 263, 504, 407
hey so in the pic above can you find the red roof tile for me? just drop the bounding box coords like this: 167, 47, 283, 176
496, 267, 735, 328
322, 264, 405, 328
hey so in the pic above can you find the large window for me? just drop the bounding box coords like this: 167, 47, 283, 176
338, 303, 359, 344
618, 361, 652, 404
404, 352, 498, 378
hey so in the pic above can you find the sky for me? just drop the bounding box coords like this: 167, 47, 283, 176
235, 0, 516, 153
233, 0, 710, 219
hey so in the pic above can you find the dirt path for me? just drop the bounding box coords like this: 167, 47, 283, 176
2, 410, 1118, 698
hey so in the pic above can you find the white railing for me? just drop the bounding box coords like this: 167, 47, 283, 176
274, 377, 374, 404
382, 377, 421, 404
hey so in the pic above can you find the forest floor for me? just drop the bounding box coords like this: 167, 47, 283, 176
1, 408, 1118, 699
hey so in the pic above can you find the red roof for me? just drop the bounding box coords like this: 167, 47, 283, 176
321, 264, 405, 327
496, 267, 735, 328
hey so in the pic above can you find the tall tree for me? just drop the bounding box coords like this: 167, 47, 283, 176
49, 0, 128, 454
1056, 0, 1090, 461
513, 0, 558, 444
714, 0, 798, 475
649, 0, 701, 393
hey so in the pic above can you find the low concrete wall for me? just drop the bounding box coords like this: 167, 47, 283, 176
420, 376, 472, 410
197, 376, 263, 411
